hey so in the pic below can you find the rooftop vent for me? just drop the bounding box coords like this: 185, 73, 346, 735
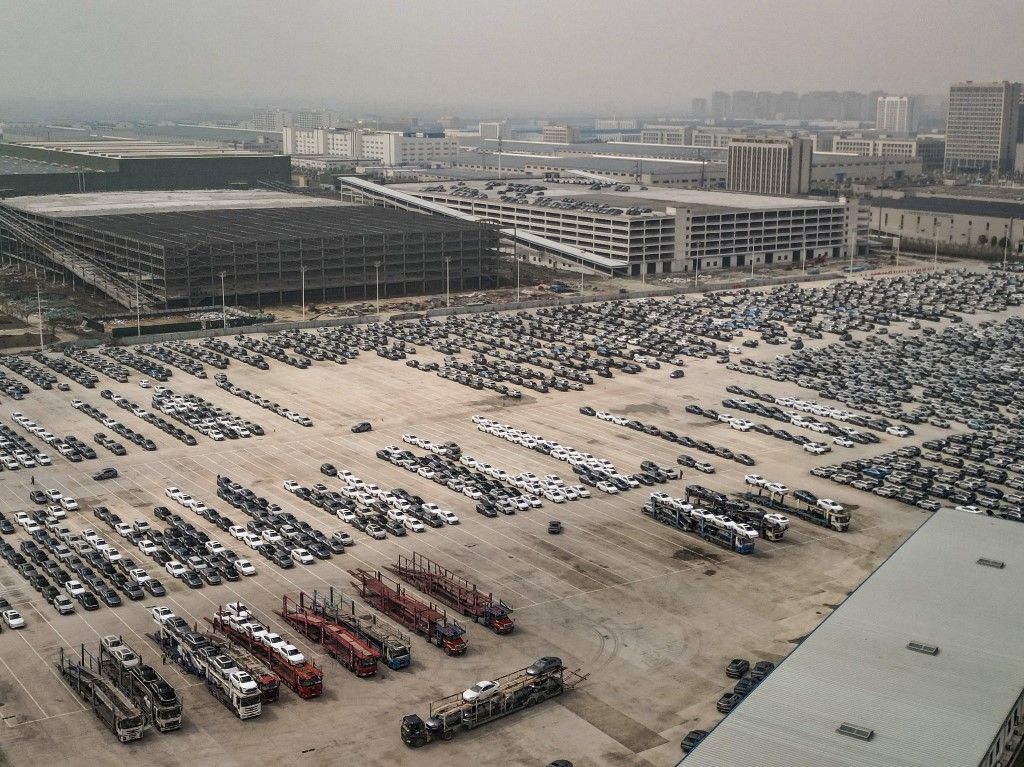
837, 722, 874, 741
907, 641, 939, 656
977, 557, 1005, 569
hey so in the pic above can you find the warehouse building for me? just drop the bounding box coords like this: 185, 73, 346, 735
0, 140, 289, 196
680, 510, 1024, 767
0, 190, 498, 309
376, 180, 854, 276
869, 195, 1024, 255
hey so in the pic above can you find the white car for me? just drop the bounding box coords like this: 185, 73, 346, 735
833, 436, 855, 448
151, 606, 175, 624
817, 499, 845, 514
886, 426, 910, 437
165, 560, 188, 578
36, 453, 52, 466
765, 482, 789, 495
138, 539, 158, 556
463, 680, 501, 703
336, 509, 357, 523
283, 480, 301, 493
128, 568, 151, 584
596, 481, 619, 494
234, 559, 257, 576
261, 530, 283, 544
803, 443, 829, 455
744, 474, 766, 487
165, 487, 184, 501
206, 541, 227, 555
228, 525, 247, 540
261, 632, 288, 653
291, 548, 315, 565
694, 462, 716, 474
176, 494, 193, 507
764, 513, 790, 529
279, 644, 305, 665
139, 379, 151, 388
462, 487, 482, 500
114, 522, 132, 538
404, 518, 426, 533
64, 579, 86, 597
572, 485, 591, 499
2, 609, 26, 629
241, 533, 264, 550
438, 510, 460, 525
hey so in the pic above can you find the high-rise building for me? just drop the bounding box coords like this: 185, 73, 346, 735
691, 98, 708, 118
727, 136, 813, 195
731, 91, 756, 119
479, 121, 510, 140
541, 124, 581, 143
281, 127, 456, 165
876, 96, 914, 133
640, 126, 692, 145
293, 110, 326, 130
944, 81, 1022, 174
594, 119, 638, 131
252, 108, 285, 132
711, 91, 731, 120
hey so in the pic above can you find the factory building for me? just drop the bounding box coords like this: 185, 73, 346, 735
0, 190, 498, 309
282, 127, 457, 166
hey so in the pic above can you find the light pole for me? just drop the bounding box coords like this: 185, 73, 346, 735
36, 285, 44, 351
300, 265, 308, 321
895, 238, 900, 269
135, 277, 141, 337
933, 219, 939, 269
1004, 217, 1013, 269
219, 271, 226, 329
513, 222, 520, 303
641, 251, 646, 285
445, 257, 451, 307
580, 257, 584, 292
374, 261, 381, 316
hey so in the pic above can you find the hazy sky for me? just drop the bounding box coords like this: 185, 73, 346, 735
2, 0, 1022, 114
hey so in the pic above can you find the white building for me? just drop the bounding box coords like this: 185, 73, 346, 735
944, 81, 1022, 175
640, 126, 693, 145
831, 136, 945, 170
389, 181, 854, 276
811, 152, 923, 183
727, 137, 813, 195
282, 127, 456, 166
875, 96, 914, 133
252, 108, 285, 132
479, 121, 510, 140
595, 119, 639, 131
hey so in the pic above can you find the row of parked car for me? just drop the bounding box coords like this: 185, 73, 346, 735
74, 398, 158, 451
0, 416, 54, 471
152, 388, 263, 442
213, 373, 313, 426
99, 344, 172, 381
10, 411, 85, 463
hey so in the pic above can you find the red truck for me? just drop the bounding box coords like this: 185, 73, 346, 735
279, 595, 380, 677
350, 569, 467, 656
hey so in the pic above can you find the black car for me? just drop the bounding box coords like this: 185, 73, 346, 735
77, 591, 100, 610
320, 463, 337, 476
750, 660, 775, 680
181, 571, 203, 589
154, 506, 172, 521
351, 421, 373, 433
97, 587, 122, 607
716, 692, 742, 713
526, 656, 562, 676
726, 658, 750, 678
579, 406, 596, 416
734, 676, 759, 696
144, 578, 167, 597
548, 520, 563, 534
733, 453, 755, 466
476, 503, 498, 518
30, 490, 47, 504
680, 729, 708, 753
92, 467, 119, 481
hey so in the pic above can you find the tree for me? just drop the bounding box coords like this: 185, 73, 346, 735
998, 237, 1008, 249
978, 234, 988, 245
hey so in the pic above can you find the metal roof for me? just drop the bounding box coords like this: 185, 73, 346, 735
5, 140, 274, 160
680, 510, 1024, 767
2, 189, 345, 217
875, 196, 1024, 219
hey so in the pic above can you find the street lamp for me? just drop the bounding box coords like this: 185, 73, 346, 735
219, 271, 227, 329
513, 222, 520, 303
374, 261, 382, 316
135, 277, 141, 337
36, 285, 44, 351
300, 265, 308, 321
933, 219, 939, 269
445, 257, 451, 307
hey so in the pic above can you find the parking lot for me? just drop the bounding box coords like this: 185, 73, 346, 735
2, 266, 1014, 766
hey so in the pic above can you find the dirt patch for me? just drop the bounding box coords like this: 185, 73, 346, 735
703, 568, 717, 576
558, 689, 668, 754
619, 402, 671, 416
672, 549, 700, 561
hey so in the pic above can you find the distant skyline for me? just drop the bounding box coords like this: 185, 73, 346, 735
1, 0, 1022, 115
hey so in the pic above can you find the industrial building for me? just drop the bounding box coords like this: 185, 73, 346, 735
944, 81, 1021, 175
831, 136, 945, 170
0, 189, 498, 309
282, 127, 457, 166
680, 510, 1024, 767
361, 179, 855, 276
541, 125, 582, 144
727, 137, 813, 195
869, 194, 1024, 254
0, 140, 290, 196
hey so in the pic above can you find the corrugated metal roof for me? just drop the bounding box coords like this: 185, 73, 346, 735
876, 196, 1024, 219
680, 510, 1024, 767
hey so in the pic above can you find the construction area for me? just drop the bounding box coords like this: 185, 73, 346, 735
0, 189, 501, 311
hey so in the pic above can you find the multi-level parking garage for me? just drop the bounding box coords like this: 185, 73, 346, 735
0, 190, 500, 309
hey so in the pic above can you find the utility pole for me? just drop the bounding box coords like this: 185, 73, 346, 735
580, 257, 584, 292
1004, 217, 1013, 269
135, 277, 141, 337
641, 251, 646, 285
219, 271, 227, 329
933, 219, 939, 269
